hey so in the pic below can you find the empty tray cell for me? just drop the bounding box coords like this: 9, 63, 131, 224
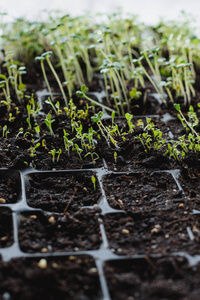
0, 208, 13, 248
103, 171, 179, 212
18, 208, 102, 253
0, 255, 102, 299
104, 256, 200, 300
25, 171, 101, 212
104, 211, 199, 256
0, 169, 21, 204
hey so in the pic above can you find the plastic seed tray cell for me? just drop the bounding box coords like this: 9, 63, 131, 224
102, 171, 181, 212
18, 209, 102, 253
0, 255, 102, 300
25, 170, 101, 212
104, 256, 200, 300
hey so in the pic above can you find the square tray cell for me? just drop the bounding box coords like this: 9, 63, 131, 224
18, 208, 102, 253
25, 171, 101, 212
0, 255, 102, 300
103, 171, 180, 213
0, 169, 21, 204
103, 211, 198, 256
104, 256, 200, 300
0, 208, 13, 248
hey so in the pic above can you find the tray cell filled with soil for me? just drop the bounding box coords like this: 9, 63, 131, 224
0, 208, 13, 248
104, 256, 200, 300
0, 169, 21, 204
0, 255, 102, 300
18, 208, 102, 253
103, 171, 180, 213
103, 211, 199, 256
25, 171, 101, 212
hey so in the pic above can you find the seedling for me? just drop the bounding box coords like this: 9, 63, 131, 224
125, 113, 135, 133
44, 113, 55, 136
74, 143, 83, 160
91, 175, 96, 191
91, 111, 119, 148
76, 84, 115, 113
84, 152, 99, 165
41, 51, 68, 106
2, 125, 9, 138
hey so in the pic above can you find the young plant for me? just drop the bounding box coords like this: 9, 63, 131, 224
76, 84, 115, 113
125, 113, 135, 133
0, 75, 12, 112
91, 175, 96, 191
84, 152, 99, 165
44, 113, 55, 136
63, 129, 75, 156
41, 51, 68, 106
91, 111, 119, 149
74, 143, 83, 160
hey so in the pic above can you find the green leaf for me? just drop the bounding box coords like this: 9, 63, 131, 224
174, 103, 180, 112
76, 91, 84, 98
81, 84, 89, 94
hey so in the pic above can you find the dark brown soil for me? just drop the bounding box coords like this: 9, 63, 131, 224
0, 255, 101, 300
18, 208, 102, 253
103, 211, 200, 256
102, 171, 179, 212
104, 256, 200, 300
0, 169, 21, 204
0, 208, 13, 248
25, 171, 101, 212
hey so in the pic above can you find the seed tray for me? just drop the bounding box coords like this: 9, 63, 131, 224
0, 162, 200, 299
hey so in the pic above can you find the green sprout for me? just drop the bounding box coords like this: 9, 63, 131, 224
44, 113, 55, 136
91, 175, 96, 191
76, 84, 115, 113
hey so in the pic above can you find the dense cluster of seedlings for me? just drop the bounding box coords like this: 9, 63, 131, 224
0, 11, 200, 168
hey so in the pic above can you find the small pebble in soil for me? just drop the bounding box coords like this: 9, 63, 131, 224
48, 216, 55, 223
37, 258, 47, 269
0, 198, 6, 204
30, 215, 37, 219
122, 229, 130, 234
88, 267, 98, 274
41, 247, 48, 253
52, 263, 58, 268
151, 224, 162, 234
69, 256, 75, 260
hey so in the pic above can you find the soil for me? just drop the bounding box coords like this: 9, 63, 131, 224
25, 171, 101, 212
0, 208, 13, 248
102, 171, 180, 212
18, 208, 102, 253
0, 169, 21, 204
104, 256, 200, 300
0, 255, 101, 300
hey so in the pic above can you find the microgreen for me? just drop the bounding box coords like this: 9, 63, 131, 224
91, 175, 96, 191
44, 113, 55, 136
76, 84, 115, 113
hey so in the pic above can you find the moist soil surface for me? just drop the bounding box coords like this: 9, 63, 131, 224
104, 256, 200, 300
18, 208, 102, 253
25, 171, 101, 212
0, 256, 101, 300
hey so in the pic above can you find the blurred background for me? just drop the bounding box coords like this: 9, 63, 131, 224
0, 0, 200, 25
